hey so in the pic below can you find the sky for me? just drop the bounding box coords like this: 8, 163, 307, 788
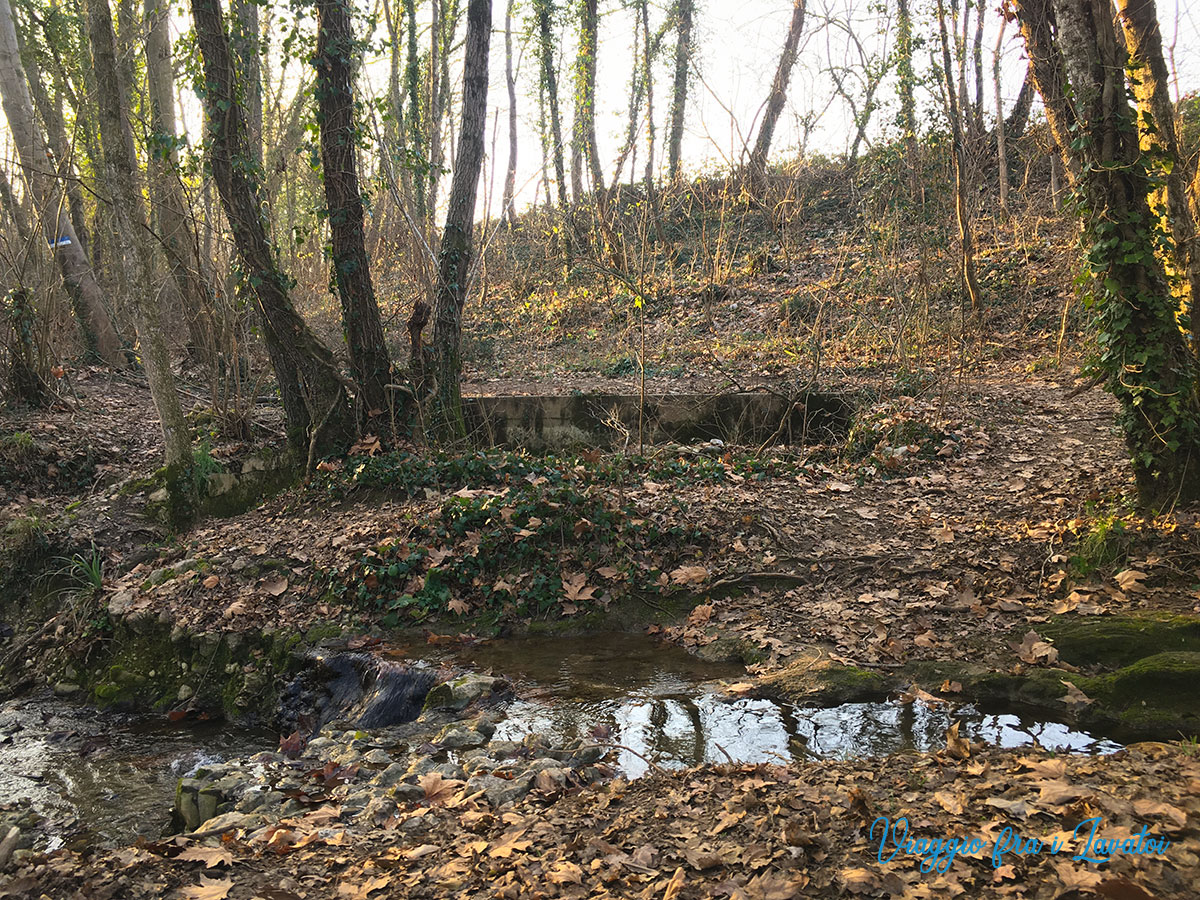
340, 0, 1200, 217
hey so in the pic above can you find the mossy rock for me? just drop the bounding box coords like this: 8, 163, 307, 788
759, 658, 893, 705
1039, 615, 1200, 669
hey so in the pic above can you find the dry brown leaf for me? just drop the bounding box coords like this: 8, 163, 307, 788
262, 577, 288, 597
945, 720, 970, 760
1014, 630, 1058, 665
662, 866, 686, 900
548, 860, 584, 885
488, 829, 532, 858
202, 575, 220, 589
669, 565, 708, 585
419, 772, 462, 806
179, 876, 234, 900
175, 845, 234, 868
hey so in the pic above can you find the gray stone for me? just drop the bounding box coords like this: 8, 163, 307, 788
467, 773, 533, 808
372, 763, 409, 787
390, 783, 426, 803
423, 674, 511, 712
177, 684, 195, 702
432, 762, 466, 781
362, 749, 393, 766
194, 811, 265, 835
435, 725, 487, 750
52, 682, 81, 697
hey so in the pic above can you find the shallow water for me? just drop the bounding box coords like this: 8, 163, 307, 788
0, 695, 271, 849
418, 633, 1123, 777
0, 632, 1120, 847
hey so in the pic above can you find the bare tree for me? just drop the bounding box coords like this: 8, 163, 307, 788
86, 0, 194, 522
314, 0, 394, 425
0, 0, 126, 367
748, 0, 806, 181
430, 0, 492, 439
936, 0, 982, 312
191, 0, 354, 459
501, 0, 518, 225
667, 0, 694, 180
145, 0, 220, 364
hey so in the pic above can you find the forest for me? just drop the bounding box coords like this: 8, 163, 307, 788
0, 0, 1198, 896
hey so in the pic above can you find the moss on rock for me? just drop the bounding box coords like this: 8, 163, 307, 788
1039, 615, 1200, 669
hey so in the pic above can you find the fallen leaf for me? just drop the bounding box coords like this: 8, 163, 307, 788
262, 577, 288, 597
488, 829, 532, 858
669, 565, 708, 585
175, 846, 234, 869
179, 876, 233, 900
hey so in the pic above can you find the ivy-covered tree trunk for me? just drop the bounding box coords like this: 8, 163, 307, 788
0, 0, 127, 368
748, 0, 805, 181
534, 0, 569, 214
430, 0, 491, 440
191, 0, 354, 460
86, 0, 195, 526
667, 0, 694, 181
571, 0, 603, 199
314, 0, 394, 429
1116, 0, 1200, 352
1012, 0, 1200, 506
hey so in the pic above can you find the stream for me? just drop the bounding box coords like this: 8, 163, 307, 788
0, 633, 1120, 848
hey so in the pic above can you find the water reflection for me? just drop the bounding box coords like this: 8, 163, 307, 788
457, 633, 1122, 777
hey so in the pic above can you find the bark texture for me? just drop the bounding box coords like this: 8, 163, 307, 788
314, 0, 394, 426
748, 0, 805, 180
0, 0, 126, 367
431, 0, 491, 439
86, 0, 194, 524
667, 0, 694, 180
191, 0, 354, 458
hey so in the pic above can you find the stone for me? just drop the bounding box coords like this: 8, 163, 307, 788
52, 682, 81, 697
194, 811, 265, 835
372, 763, 409, 788
435, 725, 487, 750
433, 762, 466, 780
423, 674, 511, 712
467, 773, 533, 808
363, 749, 393, 766
177, 684, 194, 702
390, 783, 426, 803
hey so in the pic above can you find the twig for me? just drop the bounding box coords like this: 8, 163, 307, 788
574, 742, 670, 775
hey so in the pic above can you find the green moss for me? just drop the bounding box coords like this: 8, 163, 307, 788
1039, 615, 1200, 669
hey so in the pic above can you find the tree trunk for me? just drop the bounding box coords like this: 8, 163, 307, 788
535, 0, 569, 213
0, 0, 126, 367
1012, 0, 1200, 506
571, 0, 603, 198
230, 0, 262, 168
1116, 0, 1200, 352
145, 0, 220, 365
993, 17, 1009, 212
430, 0, 491, 440
667, 0, 693, 181
314, 0, 394, 427
86, 0, 195, 524
16, 36, 91, 260
748, 0, 805, 181
501, 0, 518, 226
896, 0, 920, 198
1004, 65, 1035, 140
936, 0, 983, 313
404, 0, 424, 221
190, 0, 354, 459
1010, 0, 1079, 183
